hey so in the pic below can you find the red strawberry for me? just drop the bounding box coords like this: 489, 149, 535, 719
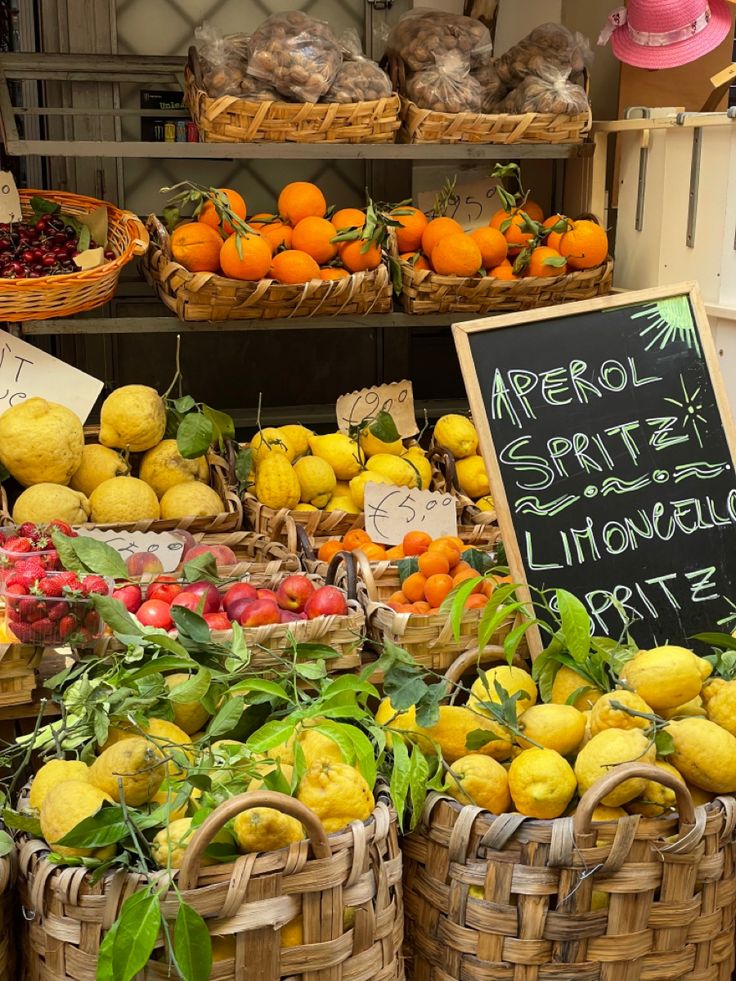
48, 600, 70, 622
55, 571, 82, 592
83, 609, 100, 631
3, 537, 31, 554
30, 617, 53, 640
18, 523, 38, 539
48, 520, 75, 537
10, 621, 35, 643
4, 581, 27, 596
57, 615, 77, 641
35, 577, 63, 598
15, 558, 46, 584
17, 597, 42, 621
42, 549, 60, 569
82, 575, 109, 597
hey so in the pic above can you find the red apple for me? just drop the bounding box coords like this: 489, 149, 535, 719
240, 599, 281, 627
181, 580, 221, 614
147, 576, 183, 605
257, 588, 279, 605
304, 585, 348, 620
223, 582, 258, 615
183, 543, 237, 569
112, 583, 143, 614
276, 574, 315, 613
137, 599, 173, 630
204, 612, 232, 631
280, 609, 308, 623
171, 591, 206, 614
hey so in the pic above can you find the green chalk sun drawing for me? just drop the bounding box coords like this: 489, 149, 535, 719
630, 297, 700, 354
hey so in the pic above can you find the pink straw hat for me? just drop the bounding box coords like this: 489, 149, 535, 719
599, 0, 733, 69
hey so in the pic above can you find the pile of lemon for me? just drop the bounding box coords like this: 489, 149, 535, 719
377, 645, 736, 825
0, 386, 225, 525
431, 414, 494, 511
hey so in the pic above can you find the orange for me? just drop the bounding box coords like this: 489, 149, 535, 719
291, 216, 339, 265
501, 213, 534, 255
543, 213, 571, 252
331, 208, 366, 233
318, 268, 350, 281
526, 246, 567, 278
342, 529, 372, 551
521, 200, 544, 222
402, 572, 428, 603
424, 573, 454, 609
384, 545, 405, 560
198, 189, 247, 236
435, 535, 464, 550
269, 250, 320, 284
453, 560, 472, 574
412, 601, 432, 614
278, 182, 326, 226
389, 603, 415, 614
317, 540, 342, 563
219, 232, 272, 281
402, 531, 432, 556
340, 239, 382, 273
489, 260, 519, 281
453, 567, 483, 591
431, 233, 482, 277
418, 551, 450, 578
427, 540, 461, 569
361, 542, 387, 561
465, 593, 488, 610
261, 222, 293, 251
170, 222, 223, 273
559, 220, 609, 270
421, 217, 463, 259
393, 206, 429, 253
248, 213, 278, 230
470, 227, 507, 270
400, 252, 432, 271
387, 590, 408, 605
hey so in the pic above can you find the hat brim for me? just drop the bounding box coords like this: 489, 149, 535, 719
611, 0, 733, 68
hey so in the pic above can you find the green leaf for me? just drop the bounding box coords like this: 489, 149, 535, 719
97, 919, 119, 981
655, 729, 675, 756
465, 728, 502, 751
187, 773, 212, 792
202, 404, 235, 450
90, 595, 143, 637
170, 606, 211, 644
30, 195, 60, 214
167, 668, 211, 705
369, 411, 400, 444
263, 767, 292, 795
691, 632, 736, 652
246, 719, 293, 754
389, 736, 410, 828
311, 722, 356, 766
0, 830, 13, 858
112, 890, 161, 981
58, 805, 128, 848
235, 447, 253, 484
397, 557, 419, 584
383, 666, 427, 713
173, 395, 196, 414
294, 642, 341, 661
177, 413, 214, 460
321, 675, 379, 701
442, 578, 481, 640
556, 589, 591, 663
415, 680, 446, 729
228, 678, 288, 701
462, 549, 495, 574
295, 661, 327, 681
94, 711, 110, 748
408, 746, 430, 828
3, 808, 42, 837
77, 225, 91, 252
65, 536, 128, 580
182, 552, 219, 583
0, 463, 9, 484
207, 698, 244, 739
51, 531, 85, 573
174, 902, 212, 981
162, 205, 180, 232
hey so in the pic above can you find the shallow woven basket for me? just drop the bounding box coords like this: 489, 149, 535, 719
0, 641, 44, 707
191, 528, 302, 578
397, 252, 614, 316
403, 763, 736, 981
142, 215, 393, 322
0, 844, 15, 981
244, 497, 366, 543
0, 189, 147, 321
185, 49, 401, 144
399, 95, 591, 145
19, 788, 404, 980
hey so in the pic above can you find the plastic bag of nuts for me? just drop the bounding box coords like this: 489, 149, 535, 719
386, 8, 491, 74
495, 23, 592, 89
324, 29, 392, 103
194, 23, 251, 98
498, 67, 589, 115
406, 50, 482, 114
470, 46, 508, 113
246, 10, 342, 103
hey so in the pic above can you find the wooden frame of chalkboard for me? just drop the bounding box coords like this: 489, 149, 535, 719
453, 282, 736, 657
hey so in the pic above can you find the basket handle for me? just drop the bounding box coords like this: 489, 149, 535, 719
178, 790, 330, 890
119, 212, 149, 257
267, 508, 299, 555
146, 213, 172, 260
442, 645, 506, 688
574, 763, 696, 838
345, 546, 380, 603
295, 522, 317, 562
188, 45, 205, 88
325, 549, 358, 602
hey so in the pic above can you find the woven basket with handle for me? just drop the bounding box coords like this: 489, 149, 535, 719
185, 47, 401, 144
403, 762, 736, 981
19, 788, 404, 980
0, 189, 147, 321
142, 215, 393, 322
430, 447, 501, 550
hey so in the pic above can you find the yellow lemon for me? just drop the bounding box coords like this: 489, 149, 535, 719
661, 696, 706, 720
550, 665, 603, 711
667, 717, 736, 793
40, 780, 115, 859
627, 760, 683, 817
251, 427, 298, 464
90, 736, 165, 805
469, 665, 537, 715
508, 748, 576, 819
308, 433, 361, 480
703, 679, 736, 735
620, 646, 702, 713
359, 427, 404, 457
293, 456, 336, 508
365, 453, 418, 488
348, 470, 393, 509
323, 494, 360, 514
589, 690, 653, 735
70, 444, 129, 498
139, 439, 209, 499
475, 495, 495, 512
99, 385, 166, 452
516, 704, 586, 755
574, 728, 655, 806
12, 484, 90, 526
416, 704, 512, 763
401, 445, 432, 490
297, 762, 374, 834
89, 476, 160, 524
149, 781, 189, 821
455, 455, 490, 499
233, 807, 305, 853
0, 397, 84, 486
165, 674, 212, 735
278, 424, 313, 458
443, 753, 510, 813
433, 414, 478, 459
591, 804, 626, 821
293, 503, 318, 512
254, 452, 300, 509
152, 817, 232, 869
29, 759, 90, 811
160, 482, 224, 520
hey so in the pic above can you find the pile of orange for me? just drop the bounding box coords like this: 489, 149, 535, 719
170, 183, 383, 285
394, 200, 608, 281
316, 529, 509, 615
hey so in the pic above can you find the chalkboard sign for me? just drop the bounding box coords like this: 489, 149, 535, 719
453, 283, 736, 653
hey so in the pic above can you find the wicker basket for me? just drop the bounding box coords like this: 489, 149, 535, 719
244, 498, 366, 544
0, 843, 15, 981
0, 641, 44, 707
185, 48, 401, 144
397, 251, 614, 316
403, 763, 736, 981
142, 215, 393, 322
190, 529, 302, 578
0, 189, 147, 322
429, 448, 501, 550
19, 788, 404, 980
399, 95, 591, 145
0, 428, 242, 535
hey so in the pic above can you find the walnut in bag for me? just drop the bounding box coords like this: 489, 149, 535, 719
194, 23, 250, 98
496, 23, 593, 88
498, 68, 589, 115
470, 46, 508, 113
386, 8, 491, 74
324, 29, 392, 102
406, 50, 482, 114
247, 11, 342, 103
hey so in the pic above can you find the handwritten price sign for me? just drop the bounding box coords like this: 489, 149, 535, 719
417, 175, 501, 232
80, 529, 186, 572
364, 483, 458, 545
336, 380, 417, 438
0, 172, 21, 224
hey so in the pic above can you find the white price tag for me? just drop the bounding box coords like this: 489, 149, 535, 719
336, 380, 417, 438
79, 529, 186, 573
0, 172, 22, 224
364, 482, 457, 546
0, 329, 103, 422
417, 175, 501, 232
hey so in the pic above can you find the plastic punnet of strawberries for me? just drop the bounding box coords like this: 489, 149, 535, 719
1, 536, 111, 645
0, 520, 75, 581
